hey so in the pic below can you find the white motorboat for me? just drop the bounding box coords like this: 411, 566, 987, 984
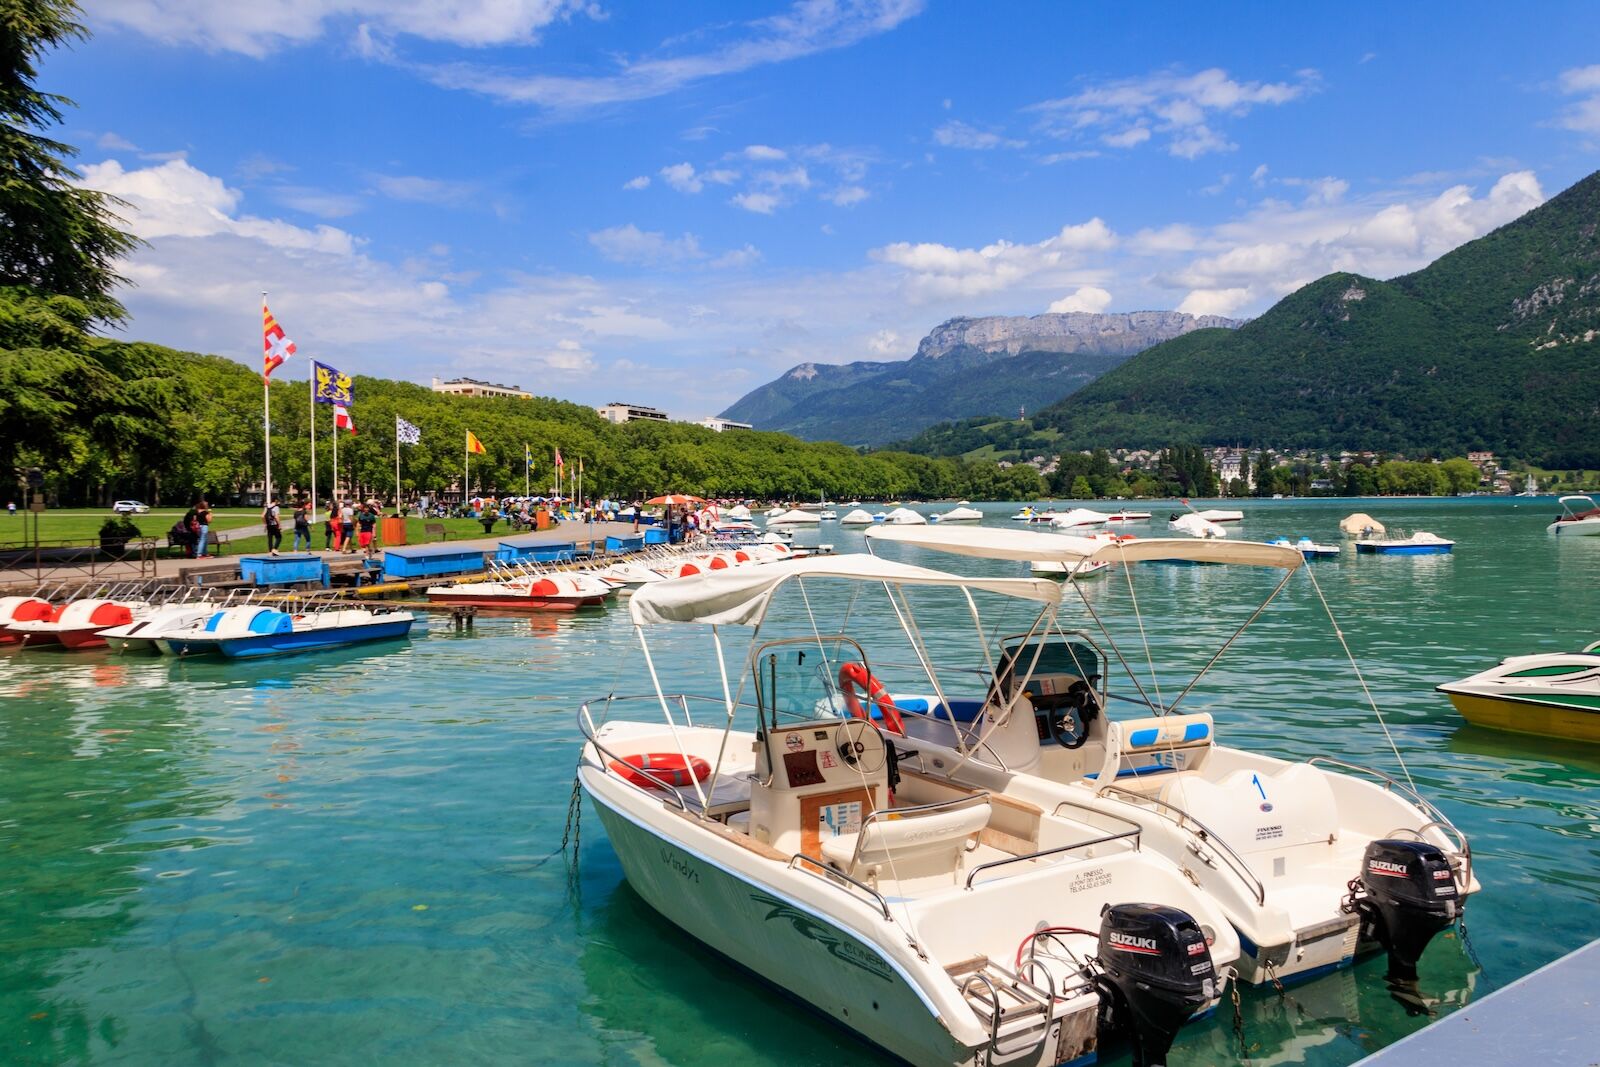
819, 509, 839, 520
884, 507, 927, 525
1270, 537, 1341, 559
580, 555, 1241, 1067
769, 508, 822, 525
1168, 513, 1227, 539
1030, 558, 1113, 579
863, 525, 1479, 988
1103, 510, 1151, 523
1047, 508, 1109, 530
839, 508, 875, 526
724, 504, 752, 521
1193, 508, 1243, 523
932, 506, 984, 523
1547, 495, 1600, 536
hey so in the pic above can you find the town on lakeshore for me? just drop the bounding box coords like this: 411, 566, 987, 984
4, 4, 1600, 1067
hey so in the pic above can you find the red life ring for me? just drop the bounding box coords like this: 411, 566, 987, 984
838, 662, 905, 735
609, 753, 712, 788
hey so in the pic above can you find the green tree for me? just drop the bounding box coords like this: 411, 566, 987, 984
1068, 475, 1093, 499
0, 0, 138, 321
1440, 457, 1480, 495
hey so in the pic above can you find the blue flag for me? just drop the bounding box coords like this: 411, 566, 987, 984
313, 361, 353, 405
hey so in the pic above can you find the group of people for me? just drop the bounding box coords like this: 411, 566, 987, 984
260, 497, 383, 558
167, 498, 214, 558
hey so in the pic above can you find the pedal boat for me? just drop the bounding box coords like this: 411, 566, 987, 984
0, 594, 55, 644
1438, 645, 1600, 743
863, 525, 1478, 989
162, 605, 414, 658
10, 597, 146, 650
581, 554, 1242, 1067
425, 572, 614, 611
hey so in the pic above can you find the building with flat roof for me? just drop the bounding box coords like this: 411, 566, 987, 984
597, 402, 669, 424
698, 416, 753, 432
432, 377, 532, 400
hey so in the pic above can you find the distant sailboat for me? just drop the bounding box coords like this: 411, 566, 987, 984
1516, 474, 1538, 497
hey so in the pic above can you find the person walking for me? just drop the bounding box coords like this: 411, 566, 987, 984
292, 499, 311, 551
356, 499, 379, 559
263, 496, 283, 556
340, 498, 356, 554
194, 498, 212, 557
325, 501, 339, 551
6, 501, 14, 517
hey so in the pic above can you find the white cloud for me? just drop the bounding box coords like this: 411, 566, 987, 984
866, 328, 901, 354
1250, 163, 1269, 185
588, 224, 704, 265
622, 175, 651, 190
743, 144, 788, 160
710, 244, 763, 269
1029, 67, 1317, 158
1555, 64, 1600, 135
1176, 288, 1251, 317
932, 120, 1024, 150
275, 186, 366, 218
829, 185, 870, 207
871, 218, 1117, 302
659, 162, 704, 193
92, 0, 604, 56
371, 173, 476, 205
754, 166, 810, 189
419, 0, 925, 114
96, 131, 140, 152
732, 191, 780, 214
1048, 286, 1112, 314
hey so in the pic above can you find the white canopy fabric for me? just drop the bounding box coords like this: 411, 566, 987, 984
864, 524, 1304, 570
628, 552, 1064, 626
885, 507, 927, 525
768, 509, 821, 524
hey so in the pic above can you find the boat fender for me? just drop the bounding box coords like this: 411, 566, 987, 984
609, 753, 712, 789
838, 662, 905, 735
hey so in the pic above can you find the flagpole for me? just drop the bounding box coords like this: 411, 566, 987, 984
524, 443, 530, 499
395, 416, 402, 512
332, 410, 339, 506
261, 293, 273, 512
308, 365, 317, 524
464, 430, 470, 511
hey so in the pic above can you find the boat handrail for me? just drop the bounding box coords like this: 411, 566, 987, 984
1095, 785, 1267, 906
1385, 820, 1475, 890
787, 854, 893, 921
1049, 795, 1146, 840
1305, 756, 1472, 865
964, 826, 1142, 890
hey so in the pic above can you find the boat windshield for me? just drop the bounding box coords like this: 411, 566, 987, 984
751, 635, 864, 728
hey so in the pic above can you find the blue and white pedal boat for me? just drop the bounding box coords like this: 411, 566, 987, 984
163, 605, 415, 658
1355, 532, 1454, 555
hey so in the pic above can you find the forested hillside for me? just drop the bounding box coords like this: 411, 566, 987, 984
0, 288, 1051, 506
904, 168, 1600, 465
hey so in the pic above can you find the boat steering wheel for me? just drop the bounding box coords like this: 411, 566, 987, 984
1048, 681, 1101, 750
833, 718, 887, 774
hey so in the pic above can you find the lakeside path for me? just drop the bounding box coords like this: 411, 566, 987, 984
3, 518, 654, 589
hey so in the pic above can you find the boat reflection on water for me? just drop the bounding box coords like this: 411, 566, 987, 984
579, 882, 877, 1065
1168, 932, 1479, 1065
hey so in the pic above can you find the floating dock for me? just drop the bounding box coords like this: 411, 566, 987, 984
1354, 937, 1599, 1066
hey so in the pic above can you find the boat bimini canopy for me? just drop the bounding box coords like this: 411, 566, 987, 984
628, 552, 1063, 627
864, 524, 1304, 571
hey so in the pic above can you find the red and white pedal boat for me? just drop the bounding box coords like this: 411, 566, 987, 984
425, 573, 615, 612
10, 598, 147, 650
0, 595, 55, 644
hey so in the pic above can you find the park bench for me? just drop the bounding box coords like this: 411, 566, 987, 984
424, 522, 448, 542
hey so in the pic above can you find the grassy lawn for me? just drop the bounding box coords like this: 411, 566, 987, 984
0, 507, 263, 546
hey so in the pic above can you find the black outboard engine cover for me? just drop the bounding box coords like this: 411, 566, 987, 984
1356, 839, 1461, 982
1094, 903, 1216, 1067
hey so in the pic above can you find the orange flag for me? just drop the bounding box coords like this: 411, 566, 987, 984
262, 302, 296, 381
466, 430, 487, 455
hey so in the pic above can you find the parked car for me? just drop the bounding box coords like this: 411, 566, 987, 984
112, 500, 150, 514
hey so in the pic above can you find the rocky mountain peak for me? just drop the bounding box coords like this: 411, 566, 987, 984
912, 310, 1243, 361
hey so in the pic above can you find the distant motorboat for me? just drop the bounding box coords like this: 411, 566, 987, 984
1047, 507, 1109, 530
838, 508, 874, 526
1102, 510, 1151, 523
1548, 495, 1600, 536
818, 509, 838, 520
1271, 536, 1341, 559
1010, 506, 1041, 521
883, 507, 927, 525
1030, 557, 1113, 579
723, 504, 752, 521
768, 508, 821, 525
1355, 531, 1454, 555
1169, 513, 1227, 539
931, 505, 983, 523
1193, 508, 1243, 523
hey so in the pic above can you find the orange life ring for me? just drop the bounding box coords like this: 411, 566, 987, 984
609, 753, 712, 788
838, 661, 905, 735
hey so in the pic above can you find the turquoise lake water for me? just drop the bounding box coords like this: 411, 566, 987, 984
3, 497, 1599, 1066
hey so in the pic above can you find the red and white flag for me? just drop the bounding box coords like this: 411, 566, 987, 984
333, 403, 356, 435
262, 301, 296, 381
554, 447, 564, 469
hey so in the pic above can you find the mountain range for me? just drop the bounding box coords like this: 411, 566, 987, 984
901, 168, 1600, 467
718, 311, 1241, 446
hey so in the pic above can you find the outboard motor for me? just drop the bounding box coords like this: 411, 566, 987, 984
1346, 839, 1461, 982
1093, 903, 1216, 1067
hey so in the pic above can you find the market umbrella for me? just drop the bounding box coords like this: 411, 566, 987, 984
646, 494, 704, 506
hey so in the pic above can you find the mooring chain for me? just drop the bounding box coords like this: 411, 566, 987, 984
1229, 968, 1255, 1063
521, 771, 584, 875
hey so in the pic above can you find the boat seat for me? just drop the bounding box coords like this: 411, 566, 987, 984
821, 798, 991, 886
882, 696, 988, 724
1094, 713, 1214, 788
1160, 764, 1339, 858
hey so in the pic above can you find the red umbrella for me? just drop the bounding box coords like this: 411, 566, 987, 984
646, 494, 704, 506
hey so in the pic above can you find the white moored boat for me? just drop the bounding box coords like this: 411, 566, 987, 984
884, 507, 927, 525
1438, 643, 1600, 743
839, 508, 875, 526
1547, 495, 1600, 536
1193, 508, 1243, 524
863, 525, 1479, 989
1103, 510, 1151, 524
1047, 508, 1109, 530
932, 506, 984, 523
1168, 513, 1227, 539
580, 555, 1241, 1067
768, 508, 822, 526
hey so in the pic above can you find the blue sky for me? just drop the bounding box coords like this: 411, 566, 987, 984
59, 1, 1600, 419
